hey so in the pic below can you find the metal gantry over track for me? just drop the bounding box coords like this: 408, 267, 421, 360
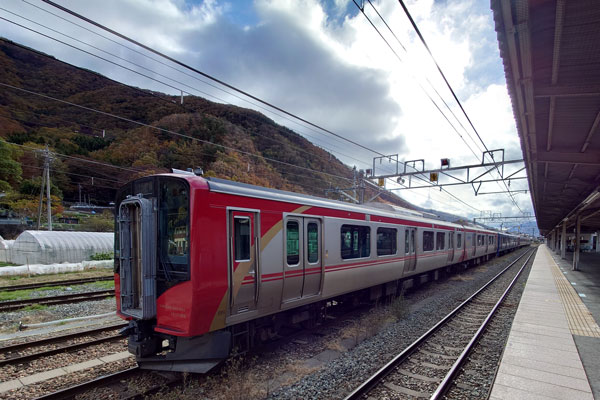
367, 149, 526, 196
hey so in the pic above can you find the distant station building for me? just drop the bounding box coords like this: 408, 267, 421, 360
8, 230, 113, 265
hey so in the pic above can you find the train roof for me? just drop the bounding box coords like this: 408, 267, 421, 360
201, 176, 505, 234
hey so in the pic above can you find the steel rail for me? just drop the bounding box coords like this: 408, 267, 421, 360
343, 247, 534, 400
0, 289, 115, 312
33, 366, 140, 400
0, 322, 126, 352
430, 248, 536, 399
0, 276, 113, 292
0, 334, 124, 367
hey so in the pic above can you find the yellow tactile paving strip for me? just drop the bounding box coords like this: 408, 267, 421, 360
548, 252, 600, 338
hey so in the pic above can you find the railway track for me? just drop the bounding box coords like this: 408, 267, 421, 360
0, 323, 127, 367
0, 276, 113, 292
0, 289, 115, 312
33, 366, 183, 400
344, 248, 536, 400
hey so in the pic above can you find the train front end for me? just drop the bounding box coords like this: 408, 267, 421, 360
114, 173, 229, 372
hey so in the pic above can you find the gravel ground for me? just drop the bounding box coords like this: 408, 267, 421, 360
0, 339, 127, 380
0, 327, 123, 360
0, 295, 117, 332
443, 251, 534, 400
266, 249, 531, 400
0, 297, 116, 330
0, 356, 136, 400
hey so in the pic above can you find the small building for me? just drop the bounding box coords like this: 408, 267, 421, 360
9, 231, 114, 265
58, 217, 80, 225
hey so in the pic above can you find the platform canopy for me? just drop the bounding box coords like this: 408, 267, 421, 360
491, 0, 600, 235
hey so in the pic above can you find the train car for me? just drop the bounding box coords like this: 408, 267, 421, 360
115, 172, 527, 372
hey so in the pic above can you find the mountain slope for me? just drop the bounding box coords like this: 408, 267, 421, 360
0, 38, 414, 211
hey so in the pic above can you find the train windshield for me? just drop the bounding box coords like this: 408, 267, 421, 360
159, 178, 190, 280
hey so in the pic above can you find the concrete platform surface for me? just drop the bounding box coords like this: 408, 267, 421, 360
490, 245, 599, 400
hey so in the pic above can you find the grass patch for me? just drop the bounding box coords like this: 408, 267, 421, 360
92, 280, 115, 290
0, 262, 18, 267
0, 286, 67, 301
0, 269, 113, 287
0, 288, 37, 301
450, 274, 474, 282
90, 252, 114, 261
387, 292, 409, 321
21, 304, 49, 312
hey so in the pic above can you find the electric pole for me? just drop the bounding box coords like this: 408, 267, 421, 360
36, 145, 53, 231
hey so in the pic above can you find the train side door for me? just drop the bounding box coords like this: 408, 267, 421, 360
302, 218, 322, 297
472, 233, 477, 256
282, 217, 322, 302
405, 228, 417, 272
447, 231, 454, 262
229, 211, 259, 314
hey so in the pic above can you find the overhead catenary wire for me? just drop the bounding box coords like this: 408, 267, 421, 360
393, 0, 524, 214
352, 0, 480, 161
355, 0, 523, 214
364, 0, 485, 156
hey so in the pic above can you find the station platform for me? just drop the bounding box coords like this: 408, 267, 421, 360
490, 245, 600, 400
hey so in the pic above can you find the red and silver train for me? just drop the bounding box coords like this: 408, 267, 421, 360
115, 172, 530, 372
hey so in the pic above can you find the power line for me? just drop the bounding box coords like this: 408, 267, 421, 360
0, 8, 371, 170
0, 138, 142, 173
395, 0, 487, 152
19, 0, 362, 156
2, 2, 483, 215
355, 0, 523, 214
39, 0, 391, 160
364, 0, 485, 156
351, 0, 479, 161
0, 83, 356, 184
394, 0, 524, 214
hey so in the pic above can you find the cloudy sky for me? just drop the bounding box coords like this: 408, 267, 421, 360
0, 0, 535, 232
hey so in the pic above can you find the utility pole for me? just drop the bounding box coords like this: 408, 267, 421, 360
36, 165, 46, 230
46, 150, 52, 231
36, 145, 53, 231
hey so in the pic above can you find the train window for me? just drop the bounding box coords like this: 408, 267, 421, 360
405, 229, 410, 254
286, 221, 300, 265
341, 225, 371, 259
436, 232, 445, 250
377, 227, 397, 256
234, 217, 251, 262
159, 178, 189, 276
411, 231, 415, 252
477, 235, 482, 246
307, 223, 319, 263
423, 231, 434, 252
457, 233, 462, 248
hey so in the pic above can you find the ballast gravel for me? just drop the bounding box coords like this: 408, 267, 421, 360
0, 295, 116, 331
267, 249, 531, 400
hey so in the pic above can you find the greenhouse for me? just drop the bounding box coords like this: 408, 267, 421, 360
0, 235, 14, 263
9, 231, 114, 265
